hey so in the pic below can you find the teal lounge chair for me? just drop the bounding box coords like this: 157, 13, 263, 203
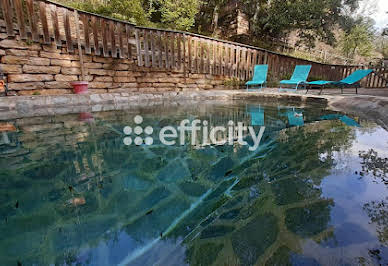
246, 65, 268, 90
279, 65, 312, 92
287, 108, 304, 126
306, 69, 373, 95
248, 106, 265, 126
320, 114, 360, 127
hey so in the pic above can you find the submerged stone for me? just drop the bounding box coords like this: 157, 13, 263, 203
208, 157, 235, 181
219, 208, 241, 220
285, 201, 332, 238
233, 176, 261, 191
178, 181, 208, 197
123, 196, 190, 241
205, 179, 236, 201
232, 213, 278, 266
157, 159, 190, 183
133, 186, 171, 213
167, 196, 228, 238
200, 225, 235, 239
194, 242, 224, 265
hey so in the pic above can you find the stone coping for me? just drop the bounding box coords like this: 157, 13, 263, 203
0, 90, 387, 130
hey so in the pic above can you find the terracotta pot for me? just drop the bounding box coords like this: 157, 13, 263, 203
70, 81, 89, 94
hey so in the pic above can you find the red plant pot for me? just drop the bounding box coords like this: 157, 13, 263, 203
70, 81, 89, 94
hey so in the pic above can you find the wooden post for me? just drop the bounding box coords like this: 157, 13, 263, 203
74, 10, 86, 81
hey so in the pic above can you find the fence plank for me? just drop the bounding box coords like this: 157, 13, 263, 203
164, 32, 169, 69
91, 16, 101, 56
27, 0, 39, 42
187, 36, 192, 73
117, 23, 124, 58
102, 20, 109, 57
135, 28, 142, 66
125, 24, 132, 59
39, 2, 50, 44
64, 9, 73, 52
1, 0, 14, 36
110, 21, 117, 58
14, 0, 27, 39
177, 34, 182, 70
170, 33, 175, 69
82, 14, 91, 54
144, 30, 150, 67
158, 31, 163, 68
150, 31, 156, 67
50, 4, 61, 46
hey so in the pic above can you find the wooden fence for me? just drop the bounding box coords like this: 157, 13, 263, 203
0, 0, 387, 88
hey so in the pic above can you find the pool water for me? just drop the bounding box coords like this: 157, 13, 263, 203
0, 100, 387, 266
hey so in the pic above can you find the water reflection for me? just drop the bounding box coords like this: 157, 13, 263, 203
0, 100, 387, 265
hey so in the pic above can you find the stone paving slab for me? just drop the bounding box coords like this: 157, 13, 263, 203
0, 89, 387, 130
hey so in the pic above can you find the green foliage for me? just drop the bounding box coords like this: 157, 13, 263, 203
239, 0, 360, 47
58, 0, 200, 30
158, 0, 201, 30
340, 22, 375, 59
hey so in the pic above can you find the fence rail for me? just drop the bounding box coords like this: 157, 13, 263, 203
0, 0, 387, 88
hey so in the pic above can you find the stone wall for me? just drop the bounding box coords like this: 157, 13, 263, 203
0, 36, 231, 96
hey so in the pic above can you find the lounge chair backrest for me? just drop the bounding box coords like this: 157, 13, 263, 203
290, 65, 312, 81
252, 65, 268, 81
340, 69, 373, 84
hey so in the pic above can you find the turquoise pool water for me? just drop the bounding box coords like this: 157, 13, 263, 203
0, 100, 387, 265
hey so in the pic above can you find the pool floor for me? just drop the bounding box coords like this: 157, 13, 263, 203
0, 100, 387, 265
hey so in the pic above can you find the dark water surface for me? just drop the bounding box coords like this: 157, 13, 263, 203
0, 100, 387, 265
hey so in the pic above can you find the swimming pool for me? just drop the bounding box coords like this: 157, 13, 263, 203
0, 99, 387, 265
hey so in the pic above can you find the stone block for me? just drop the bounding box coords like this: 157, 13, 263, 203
40, 51, 79, 60
138, 82, 154, 88
23, 65, 61, 74
152, 82, 176, 88
88, 88, 108, 94
88, 69, 115, 76
6, 49, 39, 57
9, 82, 45, 90
44, 81, 73, 89
8, 74, 54, 82
85, 62, 103, 69
113, 76, 136, 83
0, 39, 40, 50
89, 82, 112, 89
51, 59, 73, 67
0, 64, 22, 74
61, 67, 81, 75
55, 75, 78, 82
94, 76, 113, 82
93, 57, 113, 63
29, 57, 51, 66
1, 55, 28, 64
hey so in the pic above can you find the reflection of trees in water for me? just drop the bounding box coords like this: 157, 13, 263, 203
363, 198, 388, 245
359, 149, 388, 245
359, 149, 388, 184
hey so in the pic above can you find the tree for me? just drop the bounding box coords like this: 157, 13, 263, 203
340, 21, 375, 59
157, 0, 201, 31
59, 0, 201, 30
238, 0, 361, 48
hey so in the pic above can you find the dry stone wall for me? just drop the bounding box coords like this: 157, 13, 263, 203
0, 34, 231, 96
